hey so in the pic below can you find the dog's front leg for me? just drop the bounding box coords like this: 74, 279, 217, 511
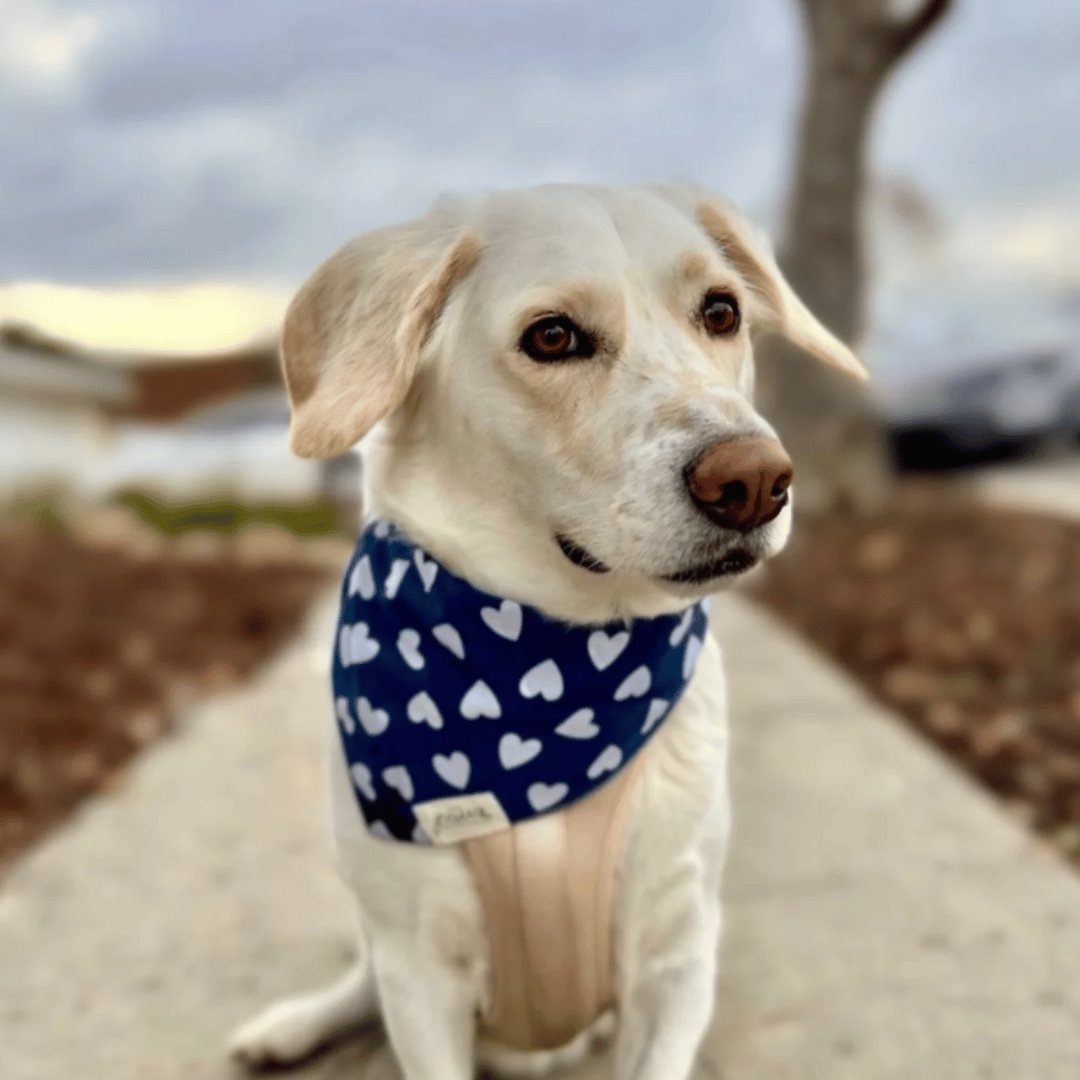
614, 884, 722, 1080
373, 935, 477, 1080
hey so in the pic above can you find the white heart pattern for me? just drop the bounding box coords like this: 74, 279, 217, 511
432, 623, 465, 660
407, 691, 443, 730
335, 696, 355, 735
519, 659, 564, 701
356, 696, 389, 736
481, 599, 522, 641
384, 558, 410, 599
414, 550, 438, 592
433, 751, 470, 790
683, 635, 703, 680
670, 607, 694, 647
339, 623, 379, 667
350, 762, 375, 800
587, 629, 630, 671
587, 744, 623, 780
338, 532, 709, 841
348, 555, 376, 600
555, 708, 600, 739
460, 679, 501, 719
527, 781, 569, 812
397, 628, 425, 670
382, 765, 414, 802
614, 665, 651, 701
641, 697, 670, 735
499, 733, 542, 769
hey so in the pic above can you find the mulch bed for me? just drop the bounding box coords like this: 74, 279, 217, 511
755, 481, 1080, 869
0, 525, 328, 874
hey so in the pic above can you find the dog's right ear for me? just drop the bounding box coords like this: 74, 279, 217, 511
649, 182, 868, 381
282, 216, 480, 458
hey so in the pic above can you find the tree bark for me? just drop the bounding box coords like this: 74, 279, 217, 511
756, 0, 953, 513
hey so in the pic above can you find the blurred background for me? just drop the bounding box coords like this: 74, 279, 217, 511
3, 0, 1078, 509
3, 0, 1080, 919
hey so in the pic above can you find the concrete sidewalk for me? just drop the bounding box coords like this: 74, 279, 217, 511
970, 457, 1080, 522
2, 590, 1080, 1080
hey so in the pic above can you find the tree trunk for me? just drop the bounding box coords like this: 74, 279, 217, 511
756, 0, 953, 513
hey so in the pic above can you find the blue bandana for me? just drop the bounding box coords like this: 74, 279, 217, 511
332, 520, 708, 844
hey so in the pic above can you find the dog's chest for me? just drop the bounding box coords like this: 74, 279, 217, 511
462, 748, 647, 1051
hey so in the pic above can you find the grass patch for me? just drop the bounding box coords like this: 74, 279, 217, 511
3, 489, 70, 532
115, 490, 345, 537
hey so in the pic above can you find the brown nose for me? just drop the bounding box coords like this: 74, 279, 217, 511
686, 437, 793, 532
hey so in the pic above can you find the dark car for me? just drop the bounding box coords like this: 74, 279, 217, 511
886, 348, 1080, 471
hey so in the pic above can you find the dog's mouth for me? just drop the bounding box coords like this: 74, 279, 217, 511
556, 534, 611, 574
661, 546, 759, 584
556, 532, 760, 584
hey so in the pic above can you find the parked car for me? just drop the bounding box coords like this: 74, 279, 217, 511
884, 346, 1080, 471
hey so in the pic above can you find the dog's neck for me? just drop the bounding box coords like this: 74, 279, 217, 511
359, 428, 700, 626
333, 521, 710, 844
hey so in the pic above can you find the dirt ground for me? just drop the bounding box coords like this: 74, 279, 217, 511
756, 481, 1080, 869
0, 522, 330, 873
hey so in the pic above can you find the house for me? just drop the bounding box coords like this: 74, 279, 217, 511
0, 322, 329, 507
0, 321, 281, 421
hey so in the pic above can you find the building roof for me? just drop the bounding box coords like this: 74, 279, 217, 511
0, 332, 132, 407
0, 321, 281, 417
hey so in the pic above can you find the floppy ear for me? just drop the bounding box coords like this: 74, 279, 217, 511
281, 214, 480, 458
651, 183, 868, 381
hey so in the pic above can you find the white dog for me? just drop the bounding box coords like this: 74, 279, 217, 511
230, 183, 863, 1080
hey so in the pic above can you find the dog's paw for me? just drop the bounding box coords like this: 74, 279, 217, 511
229, 999, 330, 1069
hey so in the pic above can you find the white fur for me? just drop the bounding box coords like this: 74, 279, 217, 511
231, 183, 854, 1079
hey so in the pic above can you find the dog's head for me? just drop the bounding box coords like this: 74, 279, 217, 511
282, 183, 865, 621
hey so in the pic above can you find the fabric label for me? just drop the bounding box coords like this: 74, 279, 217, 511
413, 792, 511, 844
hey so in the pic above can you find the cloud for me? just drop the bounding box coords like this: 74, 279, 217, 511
0, 0, 101, 94
874, 0, 1080, 216
0, 0, 802, 284
0, 280, 289, 353
0, 0, 1076, 302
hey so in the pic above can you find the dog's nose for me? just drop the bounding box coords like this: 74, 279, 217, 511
686, 437, 793, 531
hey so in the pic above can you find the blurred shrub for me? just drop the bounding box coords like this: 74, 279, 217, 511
115, 490, 345, 537
4, 489, 69, 532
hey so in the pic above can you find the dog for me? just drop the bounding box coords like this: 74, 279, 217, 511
229, 182, 864, 1080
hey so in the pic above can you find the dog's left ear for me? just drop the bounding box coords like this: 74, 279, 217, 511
651, 183, 868, 381
281, 210, 480, 458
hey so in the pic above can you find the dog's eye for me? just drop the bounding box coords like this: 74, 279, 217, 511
520, 316, 595, 361
701, 292, 740, 337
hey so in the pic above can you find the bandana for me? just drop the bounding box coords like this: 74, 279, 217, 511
332, 520, 708, 845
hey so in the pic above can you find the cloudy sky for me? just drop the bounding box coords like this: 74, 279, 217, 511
1, 0, 1078, 361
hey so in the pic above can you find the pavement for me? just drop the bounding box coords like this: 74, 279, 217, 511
3, 588, 1080, 1080
969, 457, 1080, 522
